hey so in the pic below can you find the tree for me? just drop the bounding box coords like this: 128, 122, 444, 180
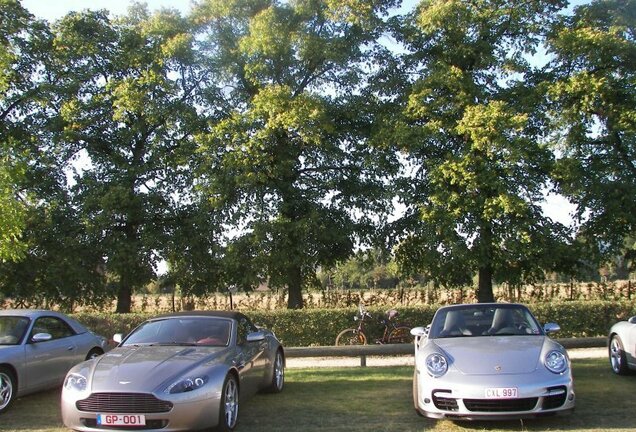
49, 5, 211, 312
389, 0, 572, 302
193, 0, 398, 308
0, 0, 50, 263
0, 149, 26, 263
546, 0, 636, 261
0, 1, 112, 309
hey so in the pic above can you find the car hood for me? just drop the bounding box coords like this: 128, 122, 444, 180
87, 345, 231, 392
432, 336, 552, 375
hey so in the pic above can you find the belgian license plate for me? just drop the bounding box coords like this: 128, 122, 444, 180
484, 387, 518, 399
97, 414, 146, 426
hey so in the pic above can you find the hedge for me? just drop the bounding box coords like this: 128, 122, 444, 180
71, 300, 636, 348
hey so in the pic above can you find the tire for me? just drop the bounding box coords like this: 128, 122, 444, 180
609, 335, 630, 375
264, 349, 284, 393
388, 326, 413, 344
335, 329, 367, 346
412, 369, 424, 417
85, 348, 104, 360
216, 374, 239, 432
0, 367, 16, 414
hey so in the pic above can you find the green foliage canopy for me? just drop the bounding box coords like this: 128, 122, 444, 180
389, 0, 574, 301
193, 0, 399, 308
47, 5, 213, 311
547, 0, 636, 258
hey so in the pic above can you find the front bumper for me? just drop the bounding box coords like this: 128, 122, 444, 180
61, 390, 222, 432
413, 368, 575, 420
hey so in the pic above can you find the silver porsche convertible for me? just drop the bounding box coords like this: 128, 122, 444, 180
410, 303, 575, 420
0, 309, 108, 413
61, 311, 284, 432
608, 315, 636, 375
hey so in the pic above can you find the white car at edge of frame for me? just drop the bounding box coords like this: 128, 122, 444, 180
608, 315, 636, 375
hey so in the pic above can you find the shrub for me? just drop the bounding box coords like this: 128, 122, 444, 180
71, 301, 636, 347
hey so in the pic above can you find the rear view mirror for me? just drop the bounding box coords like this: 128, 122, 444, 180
410, 326, 428, 337
544, 323, 561, 334
31, 333, 52, 343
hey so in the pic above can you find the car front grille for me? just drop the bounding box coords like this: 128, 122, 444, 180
464, 397, 538, 412
76, 393, 173, 413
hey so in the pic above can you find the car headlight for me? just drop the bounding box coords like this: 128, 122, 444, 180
545, 350, 568, 374
64, 373, 88, 392
166, 375, 209, 394
425, 353, 448, 377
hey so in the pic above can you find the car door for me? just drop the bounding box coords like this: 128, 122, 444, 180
24, 316, 80, 390
234, 317, 266, 396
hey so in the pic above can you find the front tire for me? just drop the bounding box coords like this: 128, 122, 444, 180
216, 374, 239, 432
609, 335, 630, 375
335, 329, 367, 346
412, 370, 424, 417
0, 367, 16, 414
265, 350, 284, 393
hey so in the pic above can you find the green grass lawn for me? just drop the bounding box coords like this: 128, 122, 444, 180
1, 358, 634, 432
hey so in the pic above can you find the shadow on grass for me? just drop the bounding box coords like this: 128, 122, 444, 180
1, 358, 634, 432
0, 387, 65, 432
241, 359, 636, 432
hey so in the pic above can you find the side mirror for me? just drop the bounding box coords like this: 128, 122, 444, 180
410, 326, 428, 337
31, 333, 52, 343
113, 333, 124, 344
544, 323, 561, 334
247, 331, 266, 343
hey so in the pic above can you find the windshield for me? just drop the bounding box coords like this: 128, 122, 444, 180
0, 316, 30, 345
429, 304, 542, 339
122, 317, 232, 347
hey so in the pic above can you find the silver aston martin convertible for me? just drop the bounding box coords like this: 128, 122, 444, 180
61, 311, 285, 432
608, 315, 636, 375
410, 303, 575, 420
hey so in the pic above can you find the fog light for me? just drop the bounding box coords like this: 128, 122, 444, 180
424, 398, 431, 404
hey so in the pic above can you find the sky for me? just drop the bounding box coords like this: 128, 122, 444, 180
21, 0, 194, 21
21, 0, 591, 22
22, 0, 428, 21
20, 0, 578, 227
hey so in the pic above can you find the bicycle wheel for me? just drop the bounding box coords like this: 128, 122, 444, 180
387, 326, 413, 344
335, 329, 367, 346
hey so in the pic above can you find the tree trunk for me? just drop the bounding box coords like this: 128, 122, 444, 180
115, 282, 132, 313
287, 264, 303, 309
476, 218, 495, 303
476, 265, 495, 303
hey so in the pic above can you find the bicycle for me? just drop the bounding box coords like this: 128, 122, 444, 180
335, 303, 413, 345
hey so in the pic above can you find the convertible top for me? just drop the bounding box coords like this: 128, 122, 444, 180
153, 310, 249, 322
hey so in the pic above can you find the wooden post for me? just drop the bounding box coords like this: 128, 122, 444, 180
360, 355, 367, 367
